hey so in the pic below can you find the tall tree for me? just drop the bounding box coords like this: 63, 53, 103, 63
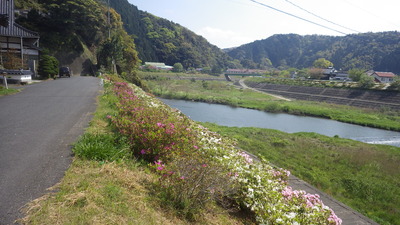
313, 58, 333, 68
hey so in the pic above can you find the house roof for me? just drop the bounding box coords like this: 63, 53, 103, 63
374, 72, 396, 78
0, 0, 39, 38
0, 23, 39, 38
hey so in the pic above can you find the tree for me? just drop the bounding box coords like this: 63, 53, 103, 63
172, 63, 184, 72
308, 68, 324, 79
387, 76, 400, 91
39, 55, 59, 79
3, 49, 25, 69
313, 58, 333, 68
211, 65, 222, 75
348, 68, 366, 82
359, 74, 375, 89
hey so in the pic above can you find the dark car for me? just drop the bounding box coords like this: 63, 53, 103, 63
59, 67, 71, 77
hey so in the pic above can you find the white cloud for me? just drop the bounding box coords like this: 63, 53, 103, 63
197, 27, 254, 49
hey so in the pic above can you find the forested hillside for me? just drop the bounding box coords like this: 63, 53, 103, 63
14, 0, 143, 85
227, 32, 400, 73
99, 0, 240, 70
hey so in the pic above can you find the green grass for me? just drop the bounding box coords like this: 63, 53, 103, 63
140, 72, 400, 131
202, 122, 400, 225
0, 86, 19, 96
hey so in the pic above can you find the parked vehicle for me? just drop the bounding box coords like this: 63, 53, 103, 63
59, 67, 71, 77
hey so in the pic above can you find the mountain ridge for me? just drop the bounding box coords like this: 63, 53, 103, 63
226, 32, 400, 73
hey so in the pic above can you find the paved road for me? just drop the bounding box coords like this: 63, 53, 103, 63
0, 76, 101, 224
238, 78, 292, 101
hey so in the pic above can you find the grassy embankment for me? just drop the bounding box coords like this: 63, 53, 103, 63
203, 123, 400, 225
20, 77, 254, 225
139, 71, 400, 131
140, 71, 400, 224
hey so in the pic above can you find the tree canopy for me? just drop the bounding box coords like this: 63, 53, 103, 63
313, 58, 333, 68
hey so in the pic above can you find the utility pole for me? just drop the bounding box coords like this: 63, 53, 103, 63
107, 0, 115, 73
107, 0, 111, 39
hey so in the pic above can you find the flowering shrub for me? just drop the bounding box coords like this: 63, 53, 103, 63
110, 81, 199, 162
151, 154, 238, 219
105, 77, 342, 224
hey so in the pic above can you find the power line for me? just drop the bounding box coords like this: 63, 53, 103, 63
283, 0, 360, 33
249, 0, 347, 35
340, 0, 400, 30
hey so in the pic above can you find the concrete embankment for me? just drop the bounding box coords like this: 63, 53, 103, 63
245, 81, 400, 110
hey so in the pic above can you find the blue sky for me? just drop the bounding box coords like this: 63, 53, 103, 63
129, 0, 400, 48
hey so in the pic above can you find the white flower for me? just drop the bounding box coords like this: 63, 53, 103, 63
287, 212, 296, 219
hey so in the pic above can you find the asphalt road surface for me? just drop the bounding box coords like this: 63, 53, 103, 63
0, 76, 101, 224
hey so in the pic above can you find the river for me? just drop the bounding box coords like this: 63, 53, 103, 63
160, 98, 400, 147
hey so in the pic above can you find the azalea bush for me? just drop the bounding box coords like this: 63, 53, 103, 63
105, 76, 342, 224
110, 81, 199, 162
152, 154, 238, 219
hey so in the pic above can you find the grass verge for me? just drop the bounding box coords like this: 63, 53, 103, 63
0, 86, 19, 96
202, 122, 400, 225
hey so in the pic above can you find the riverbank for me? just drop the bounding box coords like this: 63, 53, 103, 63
140, 71, 400, 131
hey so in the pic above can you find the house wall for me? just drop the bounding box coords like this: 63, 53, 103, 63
373, 74, 394, 83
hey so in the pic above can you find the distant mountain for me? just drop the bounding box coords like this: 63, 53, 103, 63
102, 0, 239, 70
226, 32, 400, 73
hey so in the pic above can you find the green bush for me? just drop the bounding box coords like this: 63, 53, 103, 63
38, 55, 59, 79
388, 80, 400, 91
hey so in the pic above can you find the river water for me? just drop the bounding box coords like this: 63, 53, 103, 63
160, 98, 400, 147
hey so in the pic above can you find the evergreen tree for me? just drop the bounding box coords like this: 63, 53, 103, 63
38, 55, 59, 79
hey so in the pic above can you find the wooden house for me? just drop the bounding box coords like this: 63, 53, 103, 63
0, 0, 40, 78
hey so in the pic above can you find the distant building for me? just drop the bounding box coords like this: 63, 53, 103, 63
371, 71, 396, 83
0, 0, 40, 77
143, 62, 173, 71
321, 67, 351, 81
